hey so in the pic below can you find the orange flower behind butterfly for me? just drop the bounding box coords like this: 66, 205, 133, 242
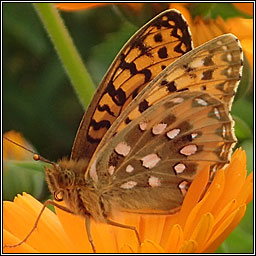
55, 3, 144, 12
232, 3, 253, 16
3, 131, 33, 161
189, 16, 253, 71
169, 3, 253, 71
3, 148, 253, 253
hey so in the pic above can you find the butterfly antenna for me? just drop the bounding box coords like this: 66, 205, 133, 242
3, 136, 57, 166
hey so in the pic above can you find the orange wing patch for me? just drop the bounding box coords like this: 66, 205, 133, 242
72, 10, 193, 160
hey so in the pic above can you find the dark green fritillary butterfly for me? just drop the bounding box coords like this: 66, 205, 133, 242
6, 9, 243, 252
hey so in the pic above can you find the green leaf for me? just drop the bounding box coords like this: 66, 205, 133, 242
240, 140, 253, 172
233, 115, 253, 141
3, 3, 48, 57
3, 160, 47, 201
34, 3, 95, 109
232, 98, 253, 129
216, 202, 253, 253
190, 3, 252, 19
115, 3, 169, 27
189, 3, 214, 18
235, 56, 251, 101
87, 21, 137, 85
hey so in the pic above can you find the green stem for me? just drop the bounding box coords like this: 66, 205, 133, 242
33, 3, 95, 109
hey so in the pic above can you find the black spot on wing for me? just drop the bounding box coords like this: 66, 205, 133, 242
202, 69, 214, 80
174, 42, 187, 54
158, 46, 168, 59
166, 81, 177, 92
139, 99, 149, 113
140, 68, 152, 83
97, 104, 115, 116
87, 119, 112, 143
87, 134, 101, 143
105, 81, 126, 106
125, 117, 131, 124
132, 35, 152, 57
132, 87, 139, 99
154, 33, 163, 42
90, 119, 111, 131
176, 87, 189, 93
119, 55, 137, 75
201, 85, 207, 90
161, 80, 168, 86
203, 55, 214, 66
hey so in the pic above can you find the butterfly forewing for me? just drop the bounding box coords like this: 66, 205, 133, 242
72, 9, 193, 161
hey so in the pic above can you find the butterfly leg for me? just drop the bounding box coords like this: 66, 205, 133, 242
4, 199, 74, 248
85, 215, 96, 253
105, 218, 141, 247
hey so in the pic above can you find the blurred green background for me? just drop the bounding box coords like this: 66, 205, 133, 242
3, 3, 253, 253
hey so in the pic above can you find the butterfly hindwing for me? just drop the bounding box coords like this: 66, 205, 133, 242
87, 91, 235, 212
71, 9, 193, 161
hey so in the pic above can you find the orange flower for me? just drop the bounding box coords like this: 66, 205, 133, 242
167, 3, 253, 72
233, 3, 253, 16
56, 3, 144, 12
189, 16, 253, 71
3, 149, 253, 253
3, 131, 33, 161
225, 18, 253, 70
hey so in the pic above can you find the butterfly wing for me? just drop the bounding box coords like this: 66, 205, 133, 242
71, 9, 193, 160
88, 91, 236, 212
113, 33, 243, 134
85, 34, 243, 213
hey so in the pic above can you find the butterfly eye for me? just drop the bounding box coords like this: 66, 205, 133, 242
54, 190, 64, 201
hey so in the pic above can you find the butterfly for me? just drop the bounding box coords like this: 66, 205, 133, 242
6, 9, 243, 253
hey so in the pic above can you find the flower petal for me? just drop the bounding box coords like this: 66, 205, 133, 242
198, 169, 225, 216
213, 199, 237, 228
140, 215, 166, 244
236, 170, 253, 205
190, 212, 214, 252
119, 244, 134, 253
56, 3, 110, 11
233, 3, 253, 15
54, 200, 95, 252
3, 229, 39, 253
3, 131, 33, 160
3, 193, 73, 253
213, 150, 247, 214
140, 239, 165, 253
164, 224, 184, 252
111, 212, 140, 252
241, 39, 253, 70
179, 240, 198, 253
178, 166, 210, 227
202, 204, 247, 253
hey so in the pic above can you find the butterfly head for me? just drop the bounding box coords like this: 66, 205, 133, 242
45, 158, 89, 201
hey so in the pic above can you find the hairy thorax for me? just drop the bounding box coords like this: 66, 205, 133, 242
45, 158, 108, 222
